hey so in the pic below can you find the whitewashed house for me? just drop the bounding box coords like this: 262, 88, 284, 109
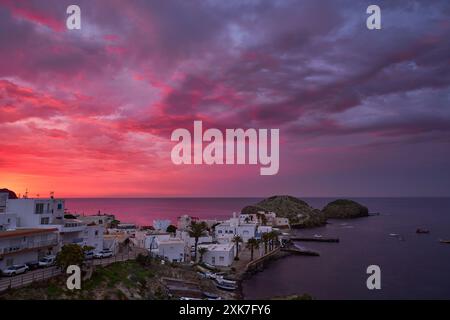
198, 243, 235, 267
215, 221, 256, 243
0, 228, 59, 270
151, 238, 187, 262
176, 230, 213, 248
82, 224, 105, 251
134, 230, 171, 251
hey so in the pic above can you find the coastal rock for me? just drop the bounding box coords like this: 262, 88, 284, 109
0, 188, 18, 199
242, 195, 326, 228
322, 199, 369, 219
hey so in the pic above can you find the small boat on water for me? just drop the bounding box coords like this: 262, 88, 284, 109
389, 233, 400, 237
439, 240, 450, 244
416, 228, 430, 234
313, 234, 323, 238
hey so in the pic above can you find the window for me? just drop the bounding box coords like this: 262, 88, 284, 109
35, 203, 44, 214
95, 231, 99, 236
219, 256, 224, 262
57, 203, 62, 210
41, 217, 50, 225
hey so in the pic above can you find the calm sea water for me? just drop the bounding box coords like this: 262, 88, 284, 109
66, 197, 450, 300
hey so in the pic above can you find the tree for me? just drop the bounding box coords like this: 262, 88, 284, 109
198, 247, 208, 263
56, 244, 85, 270
232, 235, 243, 260
166, 225, 177, 233
246, 238, 260, 261
268, 231, 280, 250
261, 233, 271, 254
256, 212, 267, 226
188, 221, 208, 262
110, 219, 121, 228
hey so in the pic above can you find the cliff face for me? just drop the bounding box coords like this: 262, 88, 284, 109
322, 199, 369, 219
0, 188, 18, 199
242, 195, 327, 228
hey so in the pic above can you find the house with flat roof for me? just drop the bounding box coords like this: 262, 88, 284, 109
151, 238, 188, 263
0, 228, 58, 270
198, 243, 235, 267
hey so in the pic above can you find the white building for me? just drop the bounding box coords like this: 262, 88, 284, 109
215, 221, 257, 243
6, 197, 65, 227
78, 214, 115, 228
0, 213, 17, 231
151, 238, 187, 262
134, 230, 171, 251
0, 228, 59, 270
176, 230, 213, 248
153, 219, 171, 232
198, 243, 235, 267
82, 224, 105, 251
5, 197, 103, 251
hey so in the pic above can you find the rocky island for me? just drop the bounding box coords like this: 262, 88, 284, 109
242, 195, 369, 228
322, 199, 369, 219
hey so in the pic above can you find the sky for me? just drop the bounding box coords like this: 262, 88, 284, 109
0, 0, 450, 197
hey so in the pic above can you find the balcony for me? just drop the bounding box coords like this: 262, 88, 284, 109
0, 238, 58, 256
60, 222, 85, 233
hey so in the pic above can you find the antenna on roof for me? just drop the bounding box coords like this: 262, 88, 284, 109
24, 189, 28, 199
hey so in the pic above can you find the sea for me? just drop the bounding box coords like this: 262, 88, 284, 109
65, 197, 450, 300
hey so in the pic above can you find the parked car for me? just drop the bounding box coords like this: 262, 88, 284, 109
94, 249, 113, 259
2, 264, 29, 276
38, 255, 56, 268
84, 250, 95, 260
25, 261, 40, 270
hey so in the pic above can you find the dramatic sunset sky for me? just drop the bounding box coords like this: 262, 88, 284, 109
1, 0, 449, 197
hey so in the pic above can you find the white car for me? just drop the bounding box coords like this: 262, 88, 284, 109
2, 264, 29, 276
94, 249, 113, 259
38, 255, 56, 268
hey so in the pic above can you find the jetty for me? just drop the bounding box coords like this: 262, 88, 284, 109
281, 247, 319, 256
290, 237, 339, 243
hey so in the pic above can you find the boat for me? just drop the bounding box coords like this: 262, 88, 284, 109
416, 228, 430, 234
216, 282, 238, 291
389, 233, 400, 237
203, 292, 222, 300
313, 234, 323, 238
439, 240, 450, 244
215, 276, 237, 286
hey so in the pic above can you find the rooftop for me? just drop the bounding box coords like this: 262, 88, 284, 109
199, 243, 234, 251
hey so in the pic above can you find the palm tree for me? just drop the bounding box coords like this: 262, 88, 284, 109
256, 212, 267, 226
269, 231, 280, 250
246, 238, 260, 261
261, 233, 271, 254
232, 235, 243, 259
198, 247, 208, 263
188, 221, 208, 262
